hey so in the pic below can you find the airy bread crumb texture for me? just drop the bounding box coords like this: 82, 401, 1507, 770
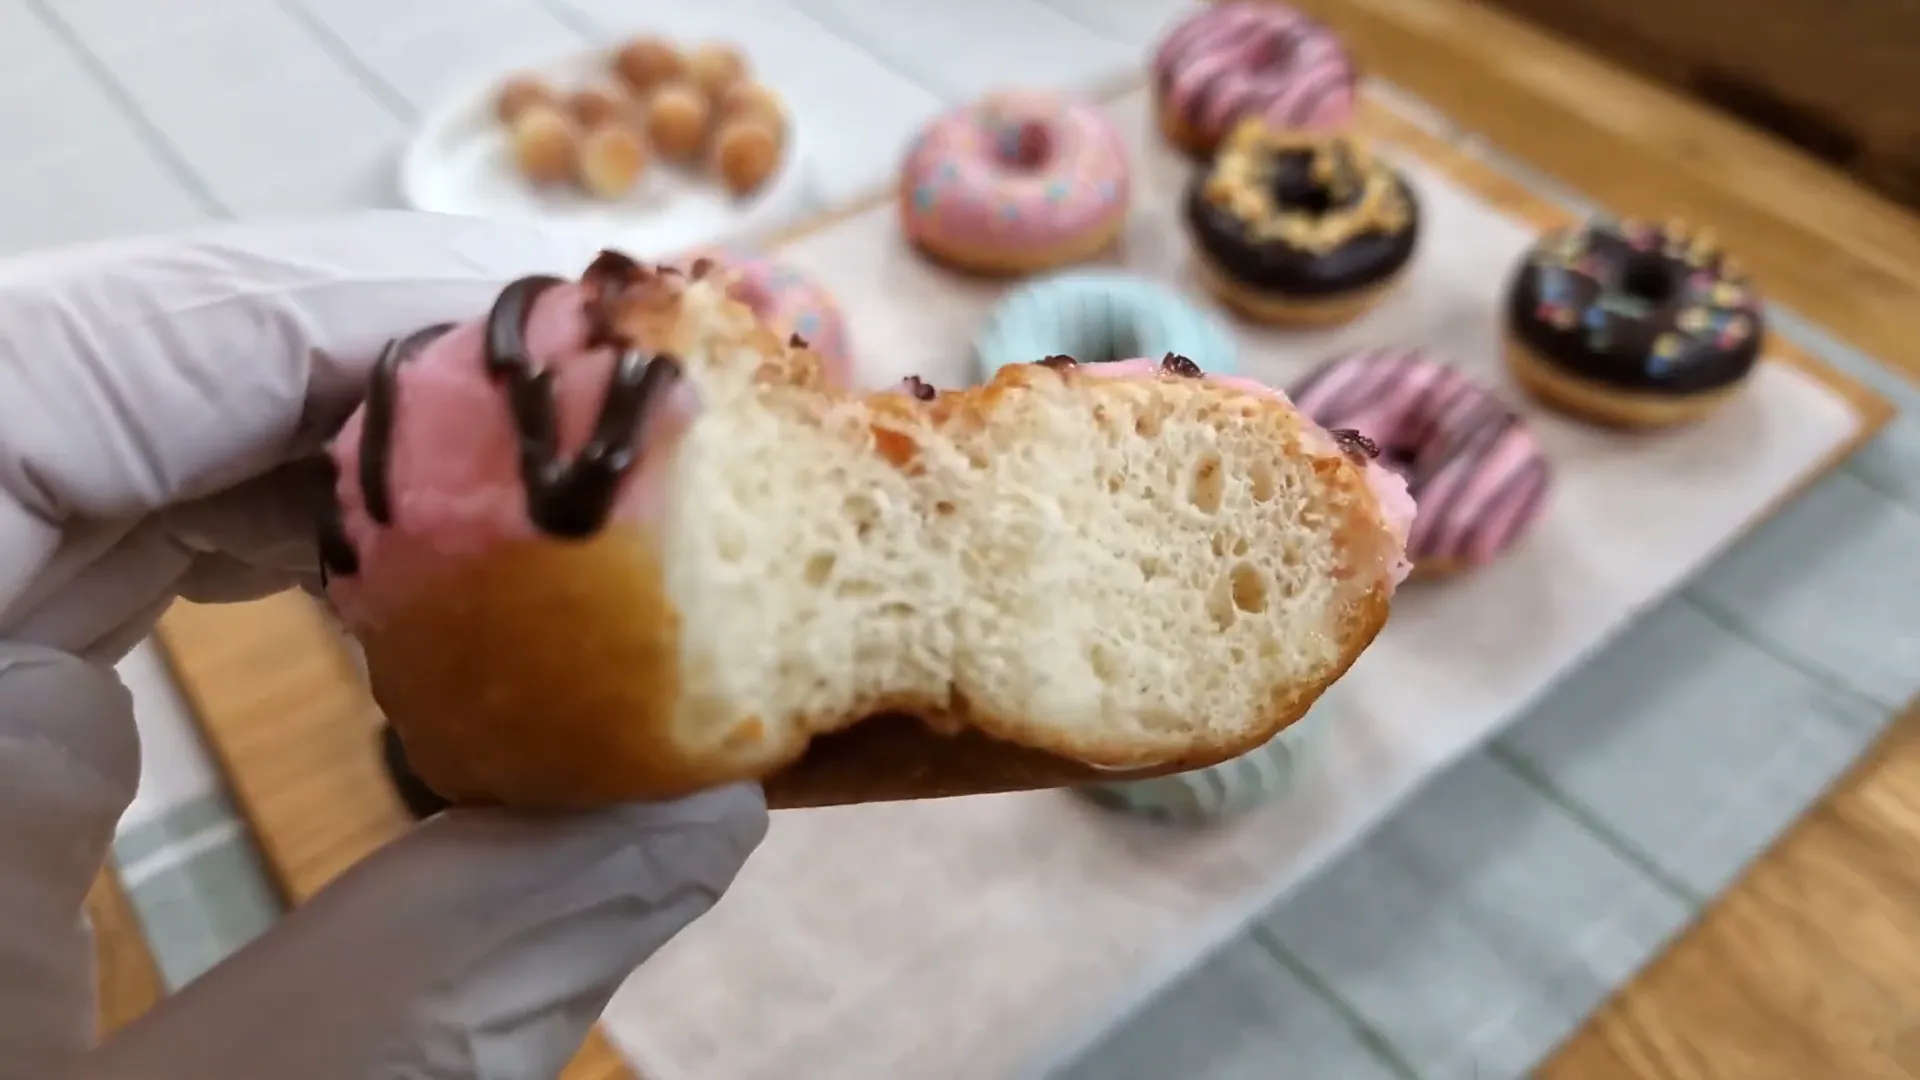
660, 291, 1392, 775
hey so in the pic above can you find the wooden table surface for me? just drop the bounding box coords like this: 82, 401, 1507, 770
1277, 1, 1920, 1077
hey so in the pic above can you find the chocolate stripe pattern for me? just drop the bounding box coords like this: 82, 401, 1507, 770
1153, 2, 1357, 146
1289, 347, 1550, 568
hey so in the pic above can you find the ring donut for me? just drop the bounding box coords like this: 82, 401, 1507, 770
1505, 216, 1764, 428
1151, 1, 1358, 158
674, 247, 854, 386
1078, 696, 1338, 821
899, 90, 1131, 276
1288, 347, 1551, 579
972, 270, 1236, 382
1186, 123, 1420, 327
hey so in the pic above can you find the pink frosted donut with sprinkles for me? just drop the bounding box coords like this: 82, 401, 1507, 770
671, 247, 854, 387
1152, 1, 1358, 157
898, 89, 1131, 276
1288, 347, 1550, 578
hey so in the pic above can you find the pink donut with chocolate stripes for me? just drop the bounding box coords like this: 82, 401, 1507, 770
1151, 1, 1357, 155
1288, 347, 1550, 575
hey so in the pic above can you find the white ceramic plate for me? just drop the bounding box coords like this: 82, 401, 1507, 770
400, 46, 817, 256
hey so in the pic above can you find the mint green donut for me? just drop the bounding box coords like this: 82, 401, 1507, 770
973, 270, 1237, 382
1077, 697, 1338, 822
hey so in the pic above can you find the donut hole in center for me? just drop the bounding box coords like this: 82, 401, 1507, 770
1345, 420, 1422, 479
1378, 442, 1420, 477
1068, 315, 1141, 366
1621, 255, 1677, 305
1247, 28, 1298, 71
1271, 151, 1338, 215
993, 119, 1054, 171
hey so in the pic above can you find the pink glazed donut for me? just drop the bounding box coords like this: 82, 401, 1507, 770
1288, 347, 1550, 579
1152, 1, 1358, 157
673, 247, 854, 387
899, 90, 1131, 276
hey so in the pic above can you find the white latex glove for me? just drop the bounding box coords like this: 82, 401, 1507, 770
0, 212, 768, 1080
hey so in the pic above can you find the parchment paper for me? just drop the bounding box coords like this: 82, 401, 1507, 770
600, 87, 1863, 1080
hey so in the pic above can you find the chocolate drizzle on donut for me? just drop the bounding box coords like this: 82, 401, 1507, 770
1038, 354, 1078, 371
483, 275, 683, 539
316, 455, 359, 585
326, 264, 685, 578
1330, 427, 1379, 463
903, 375, 938, 400
1160, 352, 1203, 377
360, 323, 455, 525
581, 249, 646, 347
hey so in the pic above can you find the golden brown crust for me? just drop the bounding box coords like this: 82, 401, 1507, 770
1153, 95, 1217, 159
366, 373, 1396, 812
1192, 249, 1404, 327
367, 521, 1388, 811
899, 198, 1126, 277
1504, 333, 1740, 428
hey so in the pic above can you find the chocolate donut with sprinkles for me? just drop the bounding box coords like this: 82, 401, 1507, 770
1151, 1, 1357, 158
1186, 122, 1419, 327
1504, 216, 1765, 428
1289, 347, 1551, 579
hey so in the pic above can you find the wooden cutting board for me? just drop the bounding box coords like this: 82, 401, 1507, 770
154, 592, 634, 1080
88, 869, 163, 1038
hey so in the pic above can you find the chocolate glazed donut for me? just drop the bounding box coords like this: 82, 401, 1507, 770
1504, 217, 1764, 428
1185, 123, 1418, 328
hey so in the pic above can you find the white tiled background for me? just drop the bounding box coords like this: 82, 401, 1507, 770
26, 0, 1920, 1076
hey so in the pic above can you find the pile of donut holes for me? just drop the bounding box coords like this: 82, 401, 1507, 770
496, 37, 789, 200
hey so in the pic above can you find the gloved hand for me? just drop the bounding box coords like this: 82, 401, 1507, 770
0, 212, 768, 1080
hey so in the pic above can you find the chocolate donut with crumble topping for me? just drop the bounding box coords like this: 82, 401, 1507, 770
1185, 121, 1419, 327
1504, 216, 1764, 428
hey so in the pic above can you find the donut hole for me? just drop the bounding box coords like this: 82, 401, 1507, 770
1272, 151, 1337, 215
1247, 28, 1299, 71
1621, 255, 1677, 305
992, 119, 1054, 171
1071, 319, 1142, 366
1378, 441, 1420, 477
